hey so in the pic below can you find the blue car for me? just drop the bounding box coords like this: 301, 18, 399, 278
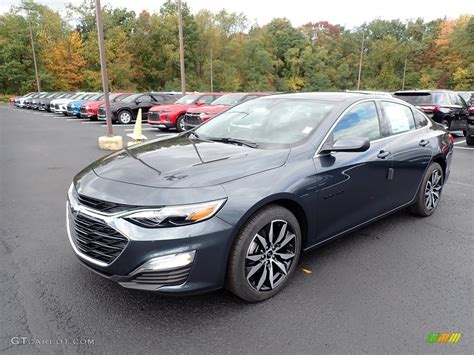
66, 93, 103, 117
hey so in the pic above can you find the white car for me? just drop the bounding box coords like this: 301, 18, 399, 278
50, 93, 89, 115
16, 92, 36, 108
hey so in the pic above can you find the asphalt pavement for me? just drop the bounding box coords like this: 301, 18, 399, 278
1, 105, 473, 354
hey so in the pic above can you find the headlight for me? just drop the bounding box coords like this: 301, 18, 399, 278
124, 199, 226, 228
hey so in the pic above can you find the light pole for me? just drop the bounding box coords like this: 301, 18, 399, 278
20, 6, 41, 92
95, 0, 113, 137
177, 0, 186, 95
402, 53, 408, 90
357, 31, 365, 90
210, 46, 213, 92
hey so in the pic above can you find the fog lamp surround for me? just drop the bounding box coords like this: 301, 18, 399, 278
124, 199, 226, 228
130, 251, 196, 275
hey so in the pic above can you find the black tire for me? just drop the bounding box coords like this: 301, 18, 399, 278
410, 162, 444, 217
466, 135, 474, 146
117, 110, 133, 124
176, 115, 186, 132
441, 118, 450, 130
158, 127, 169, 132
226, 205, 302, 302
89, 117, 98, 121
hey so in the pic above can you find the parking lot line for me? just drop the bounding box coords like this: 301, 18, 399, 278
453, 140, 466, 145
124, 128, 156, 131
454, 146, 473, 150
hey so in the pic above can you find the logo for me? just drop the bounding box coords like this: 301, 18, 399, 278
426, 333, 462, 344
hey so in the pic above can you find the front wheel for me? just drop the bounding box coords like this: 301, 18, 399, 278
117, 110, 133, 124
466, 135, 474, 146
411, 162, 444, 217
176, 115, 186, 132
226, 205, 302, 302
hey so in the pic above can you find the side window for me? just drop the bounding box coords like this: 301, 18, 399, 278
413, 109, 429, 128
199, 95, 215, 104
152, 95, 164, 103
242, 95, 260, 102
333, 101, 381, 141
381, 101, 415, 135
138, 95, 152, 103
456, 95, 467, 108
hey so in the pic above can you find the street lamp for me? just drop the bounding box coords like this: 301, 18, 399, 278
19, 6, 41, 92
95, 0, 122, 150
177, 0, 186, 95
357, 31, 365, 90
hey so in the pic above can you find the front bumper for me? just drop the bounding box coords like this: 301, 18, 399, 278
66, 198, 234, 294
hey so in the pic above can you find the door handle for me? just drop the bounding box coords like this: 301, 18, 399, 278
419, 139, 430, 147
377, 150, 391, 159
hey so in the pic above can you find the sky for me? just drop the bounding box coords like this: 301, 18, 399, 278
1, 0, 473, 29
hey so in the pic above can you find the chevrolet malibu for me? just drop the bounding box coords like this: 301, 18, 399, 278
67, 93, 453, 302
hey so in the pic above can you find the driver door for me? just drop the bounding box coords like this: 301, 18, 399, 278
313, 101, 393, 241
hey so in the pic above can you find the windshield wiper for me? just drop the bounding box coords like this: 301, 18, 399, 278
209, 137, 259, 149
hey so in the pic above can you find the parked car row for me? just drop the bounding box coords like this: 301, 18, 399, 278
10, 89, 474, 144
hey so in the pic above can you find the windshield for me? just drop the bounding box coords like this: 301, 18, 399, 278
88, 93, 103, 100
210, 94, 247, 106
195, 98, 334, 148
175, 94, 200, 105
394, 92, 449, 105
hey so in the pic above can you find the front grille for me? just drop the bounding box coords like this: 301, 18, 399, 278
184, 113, 202, 128
80, 107, 87, 114
54, 104, 59, 110
67, 103, 73, 113
148, 111, 160, 121
72, 212, 128, 264
98, 107, 105, 117
77, 193, 133, 214
132, 265, 192, 286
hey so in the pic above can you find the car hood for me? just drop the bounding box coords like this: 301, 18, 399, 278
69, 100, 86, 107
83, 100, 103, 108
51, 98, 74, 105
150, 103, 194, 113
187, 105, 228, 114
88, 135, 290, 188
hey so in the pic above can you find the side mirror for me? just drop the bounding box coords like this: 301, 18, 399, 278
135, 99, 142, 105
321, 137, 370, 153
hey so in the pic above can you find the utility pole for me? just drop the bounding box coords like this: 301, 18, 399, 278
357, 31, 365, 90
402, 53, 408, 90
95, 0, 113, 137
177, 0, 186, 95
23, 8, 41, 92
210, 46, 213, 92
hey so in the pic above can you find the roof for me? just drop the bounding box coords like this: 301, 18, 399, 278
261, 92, 388, 102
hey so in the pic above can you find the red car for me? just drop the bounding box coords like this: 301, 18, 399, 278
148, 93, 223, 132
80, 93, 131, 121
183, 93, 271, 130
9, 96, 19, 105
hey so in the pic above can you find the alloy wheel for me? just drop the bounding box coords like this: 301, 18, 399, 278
424, 168, 442, 211
119, 111, 132, 124
245, 220, 296, 292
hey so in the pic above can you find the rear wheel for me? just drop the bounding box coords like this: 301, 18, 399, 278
411, 162, 444, 217
117, 110, 133, 124
226, 205, 301, 302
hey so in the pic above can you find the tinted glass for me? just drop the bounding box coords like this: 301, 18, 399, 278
333, 101, 381, 141
413, 109, 429, 128
394, 92, 450, 105
211, 94, 247, 106
138, 95, 152, 103
195, 98, 334, 148
122, 93, 143, 102
200, 95, 217, 104
175, 94, 200, 104
381, 101, 415, 135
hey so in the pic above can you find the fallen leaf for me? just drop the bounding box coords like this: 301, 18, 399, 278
302, 268, 312, 274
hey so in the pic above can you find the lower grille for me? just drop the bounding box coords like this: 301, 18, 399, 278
132, 265, 192, 286
71, 212, 128, 264
148, 111, 160, 121
80, 107, 87, 114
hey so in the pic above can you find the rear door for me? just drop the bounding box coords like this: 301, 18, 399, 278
137, 94, 155, 118
379, 101, 433, 209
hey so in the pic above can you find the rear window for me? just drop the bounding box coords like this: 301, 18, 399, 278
394, 92, 450, 105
